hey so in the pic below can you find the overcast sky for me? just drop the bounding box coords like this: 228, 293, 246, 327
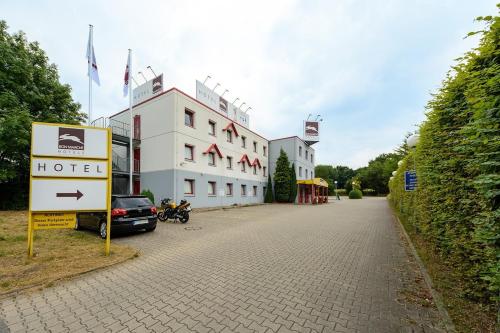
1, 0, 497, 168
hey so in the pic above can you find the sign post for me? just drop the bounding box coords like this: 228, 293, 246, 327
28, 122, 112, 256
404, 170, 417, 191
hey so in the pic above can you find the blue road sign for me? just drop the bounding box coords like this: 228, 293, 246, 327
405, 171, 417, 191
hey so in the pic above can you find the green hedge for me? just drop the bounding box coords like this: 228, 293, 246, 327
140, 189, 155, 205
348, 189, 362, 199
389, 13, 499, 304
362, 189, 377, 196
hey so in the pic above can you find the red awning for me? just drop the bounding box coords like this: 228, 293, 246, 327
222, 122, 239, 137
252, 158, 262, 168
238, 154, 252, 166
203, 143, 223, 158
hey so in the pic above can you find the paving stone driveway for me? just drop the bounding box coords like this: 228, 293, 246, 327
0, 198, 445, 333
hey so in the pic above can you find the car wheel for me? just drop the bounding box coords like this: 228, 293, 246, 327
146, 225, 156, 232
99, 221, 107, 239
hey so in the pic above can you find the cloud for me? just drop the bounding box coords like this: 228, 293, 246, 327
1, 0, 497, 168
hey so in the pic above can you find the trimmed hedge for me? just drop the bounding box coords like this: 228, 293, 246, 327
362, 189, 377, 196
141, 189, 155, 205
348, 189, 362, 199
389, 13, 499, 304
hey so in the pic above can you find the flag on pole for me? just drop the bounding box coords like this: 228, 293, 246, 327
86, 30, 100, 86
123, 53, 130, 97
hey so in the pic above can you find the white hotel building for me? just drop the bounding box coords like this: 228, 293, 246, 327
108, 86, 270, 207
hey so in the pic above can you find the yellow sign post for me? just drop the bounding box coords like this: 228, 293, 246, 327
27, 122, 112, 256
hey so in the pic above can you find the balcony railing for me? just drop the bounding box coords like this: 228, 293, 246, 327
92, 117, 138, 139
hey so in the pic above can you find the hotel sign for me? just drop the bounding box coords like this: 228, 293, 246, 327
28, 123, 112, 256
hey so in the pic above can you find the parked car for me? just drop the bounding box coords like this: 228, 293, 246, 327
76, 195, 157, 238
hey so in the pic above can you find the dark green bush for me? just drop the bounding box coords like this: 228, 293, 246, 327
141, 189, 155, 205
348, 189, 362, 199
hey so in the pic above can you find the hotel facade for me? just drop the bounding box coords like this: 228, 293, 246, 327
99, 79, 317, 208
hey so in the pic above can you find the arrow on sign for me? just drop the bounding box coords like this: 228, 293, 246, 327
56, 190, 83, 200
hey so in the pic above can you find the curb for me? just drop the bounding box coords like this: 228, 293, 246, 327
393, 214, 456, 333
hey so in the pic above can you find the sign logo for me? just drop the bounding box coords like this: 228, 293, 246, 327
305, 121, 319, 136
152, 75, 163, 94
219, 97, 228, 113
58, 128, 84, 150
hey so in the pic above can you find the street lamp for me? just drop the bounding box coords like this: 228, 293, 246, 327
212, 83, 221, 92
221, 89, 229, 98
203, 75, 211, 85
334, 180, 340, 200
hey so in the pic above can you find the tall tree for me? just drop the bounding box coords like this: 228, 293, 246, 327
289, 163, 297, 203
0, 21, 85, 208
273, 149, 291, 202
264, 175, 273, 203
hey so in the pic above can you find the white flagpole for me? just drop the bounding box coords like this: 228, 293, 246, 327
88, 24, 93, 125
128, 49, 134, 195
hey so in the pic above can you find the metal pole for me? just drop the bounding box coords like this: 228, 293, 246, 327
88, 25, 93, 125
128, 49, 133, 195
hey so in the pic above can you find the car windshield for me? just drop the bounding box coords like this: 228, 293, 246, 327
113, 197, 152, 208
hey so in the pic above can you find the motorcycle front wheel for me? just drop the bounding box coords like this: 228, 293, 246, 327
157, 210, 168, 222
179, 211, 189, 223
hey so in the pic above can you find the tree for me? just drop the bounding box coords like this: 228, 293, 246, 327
332, 166, 355, 189
289, 163, 297, 203
356, 153, 401, 194
0, 21, 85, 208
273, 149, 291, 202
264, 175, 273, 203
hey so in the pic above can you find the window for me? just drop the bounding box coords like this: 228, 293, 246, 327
208, 120, 216, 136
241, 136, 246, 148
305, 150, 309, 160
226, 183, 233, 196
263, 166, 267, 177
253, 165, 257, 175
299, 146, 302, 157
184, 109, 194, 127
253, 141, 257, 153
208, 181, 216, 196
227, 156, 233, 169
227, 130, 233, 143
299, 166, 302, 177
184, 179, 194, 195
208, 152, 216, 166
263, 146, 267, 156
252, 186, 257, 197
263, 186, 267, 196
241, 184, 247, 196
305, 169, 308, 178
184, 144, 194, 161
241, 162, 246, 173
311, 171, 314, 178
311, 154, 313, 163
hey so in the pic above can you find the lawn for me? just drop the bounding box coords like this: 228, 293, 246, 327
0, 211, 138, 296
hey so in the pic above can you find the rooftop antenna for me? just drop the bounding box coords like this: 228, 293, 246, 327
138, 71, 147, 82
221, 89, 229, 98
147, 66, 157, 77
203, 75, 211, 85
212, 82, 221, 92
245, 106, 252, 113
232, 97, 240, 104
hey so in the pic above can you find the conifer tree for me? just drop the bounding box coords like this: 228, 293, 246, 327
264, 175, 273, 203
273, 149, 291, 202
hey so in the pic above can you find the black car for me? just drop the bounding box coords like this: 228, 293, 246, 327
76, 195, 157, 238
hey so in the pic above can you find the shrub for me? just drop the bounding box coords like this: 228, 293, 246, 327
348, 189, 362, 199
273, 149, 291, 202
141, 189, 155, 205
264, 175, 274, 203
336, 189, 347, 196
362, 189, 377, 196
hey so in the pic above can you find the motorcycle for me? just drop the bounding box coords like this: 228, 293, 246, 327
158, 198, 191, 223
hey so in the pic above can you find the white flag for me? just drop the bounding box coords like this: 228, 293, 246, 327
86, 30, 100, 86
123, 53, 130, 97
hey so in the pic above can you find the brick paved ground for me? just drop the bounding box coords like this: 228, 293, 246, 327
0, 198, 446, 332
